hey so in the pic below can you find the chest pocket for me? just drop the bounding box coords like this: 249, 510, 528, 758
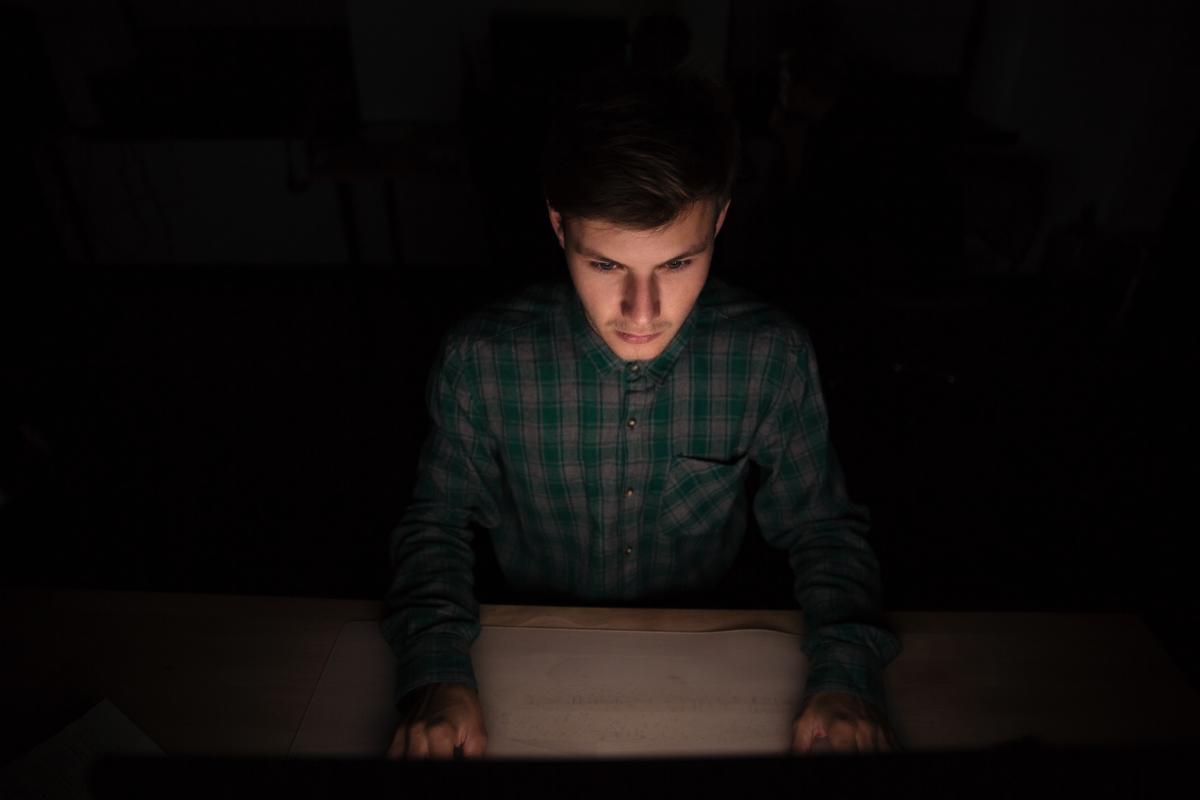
654, 454, 748, 538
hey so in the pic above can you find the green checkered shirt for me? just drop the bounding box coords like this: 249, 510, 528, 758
382, 276, 901, 713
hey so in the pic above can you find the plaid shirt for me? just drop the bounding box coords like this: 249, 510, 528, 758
382, 276, 901, 714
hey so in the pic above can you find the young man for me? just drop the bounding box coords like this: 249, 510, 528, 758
382, 69, 900, 759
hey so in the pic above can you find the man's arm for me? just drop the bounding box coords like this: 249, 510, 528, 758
749, 327, 902, 749
381, 333, 502, 752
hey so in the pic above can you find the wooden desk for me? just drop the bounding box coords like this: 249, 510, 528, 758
3, 589, 1198, 762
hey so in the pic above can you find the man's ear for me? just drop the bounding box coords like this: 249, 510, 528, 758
547, 203, 566, 249
714, 198, 731, 237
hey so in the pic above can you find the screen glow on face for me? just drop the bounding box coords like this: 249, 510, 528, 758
554, 200, 728, 362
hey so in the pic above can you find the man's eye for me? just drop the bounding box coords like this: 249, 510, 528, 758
590, 261, 618, 272
665, 259, 692, 270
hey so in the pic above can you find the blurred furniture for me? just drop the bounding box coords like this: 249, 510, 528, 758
298, 122, 470, 266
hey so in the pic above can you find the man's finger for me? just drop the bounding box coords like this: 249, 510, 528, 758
827, 721, 858, 753
791, 721, 818, 753
882, 724, 900, 753
461, 731, 488, 758
386, 727, 405, 760
855, 724, 877, 753
427, 724, 458, 760
405, 726, 430, 760
808, 735, 834, 754
873, 724, 890, 753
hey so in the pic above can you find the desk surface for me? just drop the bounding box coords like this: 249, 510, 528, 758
3, 588, 1198, 760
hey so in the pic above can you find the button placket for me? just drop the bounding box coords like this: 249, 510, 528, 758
619, 387, 647, 579
624, 383, 643, 578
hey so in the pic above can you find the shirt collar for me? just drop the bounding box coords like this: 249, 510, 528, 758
567, 286, 701, 384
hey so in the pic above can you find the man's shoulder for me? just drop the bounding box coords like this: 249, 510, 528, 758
696, 278, 811, 350
439, 279, 572, 354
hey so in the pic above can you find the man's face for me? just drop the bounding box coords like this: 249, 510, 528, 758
549, 199, 730, 362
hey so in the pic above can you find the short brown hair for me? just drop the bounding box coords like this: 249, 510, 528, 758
540, 69, 739, 230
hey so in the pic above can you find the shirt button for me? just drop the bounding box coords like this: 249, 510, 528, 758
624, 487, 635, 497
624, 545, 633, 556
626, 417, 637, 429
629, 363, 640, 372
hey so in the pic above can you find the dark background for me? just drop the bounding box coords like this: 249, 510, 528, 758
2, 1, 1198, 688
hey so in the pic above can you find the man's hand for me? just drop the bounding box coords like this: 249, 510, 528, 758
387, 682, 488, 760
791, 691, 898, 754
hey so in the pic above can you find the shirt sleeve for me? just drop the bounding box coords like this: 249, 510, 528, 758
749, 326, 902, 715
380, 332, 503, 707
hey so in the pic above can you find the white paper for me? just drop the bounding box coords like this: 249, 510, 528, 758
0, 699, 164, 800
290, 621, 807, 758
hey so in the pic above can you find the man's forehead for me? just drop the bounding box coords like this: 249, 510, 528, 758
566, 205, 715, 259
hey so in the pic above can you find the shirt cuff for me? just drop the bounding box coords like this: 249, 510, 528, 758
801, 637, 889, 715
393, 632, 479, 707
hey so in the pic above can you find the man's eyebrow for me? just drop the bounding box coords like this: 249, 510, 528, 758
573, 239, 712, 265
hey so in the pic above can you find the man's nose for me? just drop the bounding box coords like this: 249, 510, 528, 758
620, 272, 660, 326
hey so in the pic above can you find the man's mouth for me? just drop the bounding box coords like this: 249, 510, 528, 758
615, 330, 663, 344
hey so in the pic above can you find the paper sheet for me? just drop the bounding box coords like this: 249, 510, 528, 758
290, 622, 807, 758
0, 699, 164, 800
